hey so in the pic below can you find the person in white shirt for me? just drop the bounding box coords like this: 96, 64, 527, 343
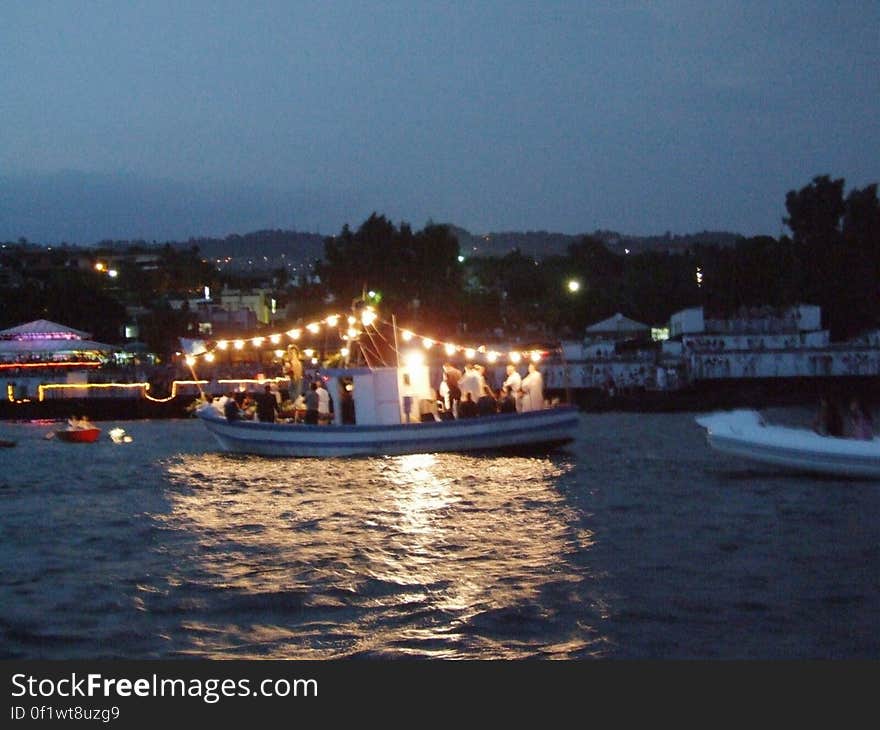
439, 378, 451, 413
502, 364, 523, 413
519, 362, 544, 412
458, 364, 483, 404
315, 381, 331, 424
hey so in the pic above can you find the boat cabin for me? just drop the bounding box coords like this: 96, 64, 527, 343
321, 363, 435, 426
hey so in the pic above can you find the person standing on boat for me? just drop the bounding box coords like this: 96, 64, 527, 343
502, 364, 523, 413
316, 380, 331, 424
459, 364, 483, 404
283, 345, 304, 398
304, 382, 320, 425
442, 363, 462, 416
520, 362, 544, 412
439, 378, 451, 414
255, 383, 279, 423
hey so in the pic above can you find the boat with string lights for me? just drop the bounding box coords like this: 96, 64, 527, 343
190, 305, 580, 458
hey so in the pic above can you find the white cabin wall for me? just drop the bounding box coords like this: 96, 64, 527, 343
352, 374, 378, 425
398, 363, 433, 422
373, 368, 405, 425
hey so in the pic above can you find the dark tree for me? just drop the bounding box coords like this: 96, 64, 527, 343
784, 175, 879, 339
317, 214, 462, 328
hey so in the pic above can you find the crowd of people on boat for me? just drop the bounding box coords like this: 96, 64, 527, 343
218, 376, 338, 425
436, 361, 545, 419
813, 394, 874, 440
215, 361, 549, 425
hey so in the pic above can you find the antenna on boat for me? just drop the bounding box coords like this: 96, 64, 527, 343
392, 314, 400, 369
351, 290, 383, 367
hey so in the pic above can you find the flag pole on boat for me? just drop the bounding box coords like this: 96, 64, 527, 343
392, 314, 400, 369
179, 338, 208, 400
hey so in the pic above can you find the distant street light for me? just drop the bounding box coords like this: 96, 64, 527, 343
567, 279, 581, 293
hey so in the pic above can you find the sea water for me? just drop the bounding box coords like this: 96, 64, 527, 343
1, 409, 878, 659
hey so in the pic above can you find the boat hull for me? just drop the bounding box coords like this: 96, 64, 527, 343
196, 404, 579, 457
55, 428, 102, 443
696, 410, 880, 479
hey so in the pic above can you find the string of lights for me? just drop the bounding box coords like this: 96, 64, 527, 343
186, 306, 547, 367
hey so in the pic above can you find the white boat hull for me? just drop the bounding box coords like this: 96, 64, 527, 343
696, 410, 880, 479
196, 404, 579, 457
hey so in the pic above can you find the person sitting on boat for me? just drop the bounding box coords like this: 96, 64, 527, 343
269, 381, 284, 407
223, 391, 244, 421
813, 395, 843, 437
477, 384, 497, 416
304, 382, 320, 425
498, 386, 517, 414
458, 391, 478, 418
239, 392, 256, 419
846, 397, 874, 440
290, 392, 307, 422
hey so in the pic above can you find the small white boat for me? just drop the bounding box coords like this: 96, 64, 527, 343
196, 365, 578, 457
695, 409, 880, 479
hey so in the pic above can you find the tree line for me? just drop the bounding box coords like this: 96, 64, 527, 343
2, 174, 877, 352
316, 176, 879, 342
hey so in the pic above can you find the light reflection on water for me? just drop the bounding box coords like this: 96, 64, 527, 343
5, 411, 877, 659
158, 451, 599, 658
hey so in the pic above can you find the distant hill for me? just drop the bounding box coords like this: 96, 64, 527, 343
185, 230, 326, 271
178, 227, 743, 273
0, 168, 745, 266
449, 225, 743, 258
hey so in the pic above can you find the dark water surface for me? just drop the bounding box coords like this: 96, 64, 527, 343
1, 409, 878, 659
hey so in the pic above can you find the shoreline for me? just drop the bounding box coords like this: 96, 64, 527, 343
2, 375, 878, 422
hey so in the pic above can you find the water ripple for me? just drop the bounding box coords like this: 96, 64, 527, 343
1, 412, 879, 658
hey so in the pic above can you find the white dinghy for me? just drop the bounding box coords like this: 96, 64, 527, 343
695, 409, 880, 479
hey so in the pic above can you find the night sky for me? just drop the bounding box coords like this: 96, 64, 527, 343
2, 1, 878, 243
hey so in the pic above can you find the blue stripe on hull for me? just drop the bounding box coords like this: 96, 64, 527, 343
198, 406, 578, 457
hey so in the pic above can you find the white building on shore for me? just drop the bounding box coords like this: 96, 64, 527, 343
539, 304, 880, 392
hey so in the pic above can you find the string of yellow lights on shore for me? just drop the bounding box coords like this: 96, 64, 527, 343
186, 306, 547, 367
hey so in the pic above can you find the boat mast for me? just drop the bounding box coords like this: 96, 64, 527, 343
392, 314, 400, 369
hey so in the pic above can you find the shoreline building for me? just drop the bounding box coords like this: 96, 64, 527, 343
0, 319, 117, 400
538, 304, 880, 395
669, 305, 880, 382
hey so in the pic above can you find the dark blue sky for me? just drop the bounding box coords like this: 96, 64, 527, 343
2, 1, 878, 243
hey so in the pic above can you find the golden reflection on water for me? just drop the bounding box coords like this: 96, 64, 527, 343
158, 452, 599, 658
